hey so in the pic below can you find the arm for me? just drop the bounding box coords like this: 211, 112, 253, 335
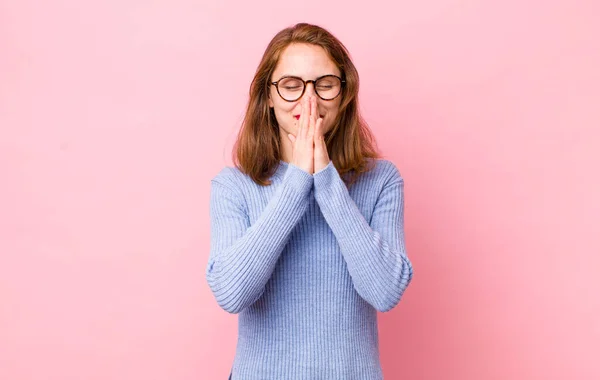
206, 164, 313, 314
313, 160, 413, 312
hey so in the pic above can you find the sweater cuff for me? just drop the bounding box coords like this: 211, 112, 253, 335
313, 160, 336, 185
284, 162, 314, 196
313, 160, 346, 209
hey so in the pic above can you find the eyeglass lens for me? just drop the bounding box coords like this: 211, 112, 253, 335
277, 76, 341, 101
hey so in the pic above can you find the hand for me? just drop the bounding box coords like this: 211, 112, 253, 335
310, 96, 330, 173
286, 95, 315, 174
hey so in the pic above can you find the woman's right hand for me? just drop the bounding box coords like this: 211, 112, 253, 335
287, 95, 320, 175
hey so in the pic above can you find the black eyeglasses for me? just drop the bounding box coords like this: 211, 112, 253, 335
269, 74, 345, 102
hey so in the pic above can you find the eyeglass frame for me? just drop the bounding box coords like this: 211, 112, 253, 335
269, 74, 346, 102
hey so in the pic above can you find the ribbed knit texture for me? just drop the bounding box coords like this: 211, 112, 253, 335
206, 158, 413, 380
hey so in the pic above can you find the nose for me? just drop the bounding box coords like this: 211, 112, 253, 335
303, 81, 317, 99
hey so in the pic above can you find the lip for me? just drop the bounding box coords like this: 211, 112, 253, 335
294, 115, 324, 120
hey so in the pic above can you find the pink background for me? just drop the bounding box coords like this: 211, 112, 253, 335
1, 1, 599, 379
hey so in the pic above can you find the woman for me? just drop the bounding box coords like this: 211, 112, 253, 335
206, 22, 414, 380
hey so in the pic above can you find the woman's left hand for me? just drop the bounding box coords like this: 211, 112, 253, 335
311, 96, 330, 173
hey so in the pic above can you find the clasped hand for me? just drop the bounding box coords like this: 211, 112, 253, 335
286, 95, 330, 175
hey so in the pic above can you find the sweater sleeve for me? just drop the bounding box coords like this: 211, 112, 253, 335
206, 163, 313, 314
313, 160, 413, 312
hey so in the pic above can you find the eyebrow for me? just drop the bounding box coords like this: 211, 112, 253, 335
277, 73, 339, 79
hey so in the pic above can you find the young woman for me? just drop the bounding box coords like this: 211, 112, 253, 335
206, 22, 414, 380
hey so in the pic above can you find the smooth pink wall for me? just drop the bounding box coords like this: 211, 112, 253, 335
1, 1, 598, 379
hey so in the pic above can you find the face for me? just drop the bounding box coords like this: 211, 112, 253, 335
268, 43, 342, 137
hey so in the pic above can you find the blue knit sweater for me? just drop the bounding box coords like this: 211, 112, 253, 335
206, 158, 413, 380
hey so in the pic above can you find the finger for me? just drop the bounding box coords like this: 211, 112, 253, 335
288, 133, 295, 143
306, 98, 315, 138
297, 99, 306, 139
314, 117, 323, 143
303, 97, 311, 138
316, 116, 322, 136
308, 97, 317, 138
310, 97, 317, 126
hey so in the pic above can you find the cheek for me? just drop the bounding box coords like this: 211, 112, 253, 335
272, 103, 296, 124
322, 98, 340, 110
274, 99, 295, 113
322, 102, 341, 118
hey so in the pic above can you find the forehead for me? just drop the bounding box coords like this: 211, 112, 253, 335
273, 43, 340, 78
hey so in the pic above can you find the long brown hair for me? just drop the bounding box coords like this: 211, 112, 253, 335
232, 22, 381, 187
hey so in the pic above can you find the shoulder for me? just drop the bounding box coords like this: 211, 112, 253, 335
366, 158, 404, 186
210, 166, 250, 210
211, 165, 247, 190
